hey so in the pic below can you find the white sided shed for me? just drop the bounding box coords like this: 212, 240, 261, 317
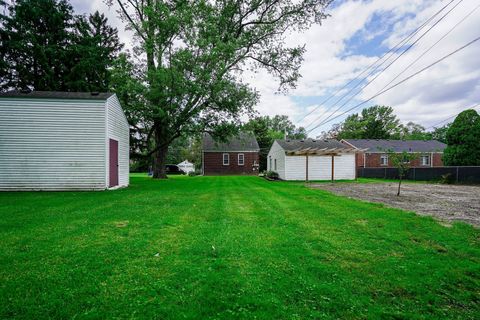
267, 138, 357, 181
177, 160, 195, 174
0, 91, 129, 190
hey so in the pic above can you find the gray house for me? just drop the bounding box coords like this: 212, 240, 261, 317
0, 91, 129, 190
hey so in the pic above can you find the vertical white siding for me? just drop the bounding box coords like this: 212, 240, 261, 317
284, 153, 355, 181
333, 154, 356, 180
106, 95, 129, 188
308, 156, 332, 180
266, 141, 286, 179
285, 156, 307, 180
0, 98, 106, 190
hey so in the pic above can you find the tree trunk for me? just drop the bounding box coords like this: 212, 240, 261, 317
152, 127, 169, 179
397, 176, 402, 196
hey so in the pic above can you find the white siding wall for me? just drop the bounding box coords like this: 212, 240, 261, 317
284, 153, 355, 181
266, 141, 286, 179
106, 95, 130, 188
333, 154, 356, 180
0, 98, 106, 190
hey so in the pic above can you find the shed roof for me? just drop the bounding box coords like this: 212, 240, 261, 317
0, 91, 115, 100
202, 132, 260, 152
275, 138, 351, 152
343, 139, 446, 152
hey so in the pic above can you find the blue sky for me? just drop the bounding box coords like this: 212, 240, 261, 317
74, 0, 480, 137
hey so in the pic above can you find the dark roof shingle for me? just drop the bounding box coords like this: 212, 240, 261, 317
275, 138, 351, 151
343, 139, 446, 152
0, 91, 115, 100
202, 132, 259, 152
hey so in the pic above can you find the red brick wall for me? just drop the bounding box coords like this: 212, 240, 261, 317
203, 152, 259, 175
357, 152, 444, 168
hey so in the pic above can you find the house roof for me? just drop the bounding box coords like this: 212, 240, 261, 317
342, 139, 446, 152
202, 132, 260, 152
275, 138, 351, 152
0, 91, 115, 100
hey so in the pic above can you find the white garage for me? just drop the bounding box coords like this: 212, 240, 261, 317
0, 91, 130, 190
267, 138, 357, 181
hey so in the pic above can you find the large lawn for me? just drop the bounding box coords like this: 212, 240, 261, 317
0, 175, 479, 319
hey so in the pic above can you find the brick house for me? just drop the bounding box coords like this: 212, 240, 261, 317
341, 139, 446, 168
202, 132, 260, 175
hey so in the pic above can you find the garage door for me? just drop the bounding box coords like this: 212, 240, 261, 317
334, 154, 355, 180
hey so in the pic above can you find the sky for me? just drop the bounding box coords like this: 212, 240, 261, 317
72, 0, 480, 137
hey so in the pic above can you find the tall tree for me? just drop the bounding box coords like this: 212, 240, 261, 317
244, 115, 306, 171
431, 123, 450, 144
0, 0, 75, 90
443, 109, 480, 166
0, 0, 122, 92
336, 105, 401, 140
68, 11, 123, 91
109, 53, 149, 168
110, 0, 331, 178
399, 122, 432, 140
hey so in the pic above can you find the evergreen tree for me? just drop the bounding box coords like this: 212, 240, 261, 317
443, 109, 480, 166
69, 11, 123, 91
0, 0, 75, 90
0, 0, 122, 92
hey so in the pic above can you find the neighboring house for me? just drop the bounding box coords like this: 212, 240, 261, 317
202, 132, 260, 175
177, 160, 195, 174
341, 139, 446, 168
0, 91, 129, 190
267, 138, 357, 181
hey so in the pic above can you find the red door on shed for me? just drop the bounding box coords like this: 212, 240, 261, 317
109, 139, 119, 187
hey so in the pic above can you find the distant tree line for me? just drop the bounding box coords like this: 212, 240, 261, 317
0, 0, 122, 92
321, 105, 480, 166
243, 115, 306, 171
321, 105, 449, 143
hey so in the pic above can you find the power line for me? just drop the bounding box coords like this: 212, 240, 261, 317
375, 2, 480, 99
307, 35, 480, 133
426, 103, 480, 130
294, 0, 457, 125
306, 0, 464, 130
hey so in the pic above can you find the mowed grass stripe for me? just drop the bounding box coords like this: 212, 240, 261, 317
0, 175, 478, 319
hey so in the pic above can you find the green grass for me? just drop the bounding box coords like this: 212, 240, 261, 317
0, 175, 479, 319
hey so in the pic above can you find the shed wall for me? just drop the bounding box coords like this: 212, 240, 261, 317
284, 154, 355, 181
267, 141, 286, 179
106, 96, 130, 188
0, 98, 106, 190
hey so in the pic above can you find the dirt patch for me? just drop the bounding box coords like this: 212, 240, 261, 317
309, 182, 480, 227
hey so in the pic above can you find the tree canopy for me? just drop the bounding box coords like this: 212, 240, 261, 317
443, 109, 480, 166
110, 0, 331, 178
243, 115, 306, 171
0, 0, 122, 91
322, 105, 434, 141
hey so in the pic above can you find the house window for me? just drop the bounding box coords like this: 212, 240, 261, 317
269, 157, 272, 170
238, 153, 244, 166
380, 154, 388, 166
420, 155, 430, 166
223, 153, 229, 165
274, 159, 277, 171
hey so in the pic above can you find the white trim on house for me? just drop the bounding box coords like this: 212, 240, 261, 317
238, 153, 244, 166
223, 153, 230, 165
380, 154, 388, 166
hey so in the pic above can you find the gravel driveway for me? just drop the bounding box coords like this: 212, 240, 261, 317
309, 182, 480, 227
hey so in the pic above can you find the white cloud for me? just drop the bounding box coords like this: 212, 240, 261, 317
72, 0, 480, 137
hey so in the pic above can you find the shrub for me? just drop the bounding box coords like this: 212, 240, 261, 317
265, 171, 279, 180
440, 173, 455, 184
188, 171, 197, 177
